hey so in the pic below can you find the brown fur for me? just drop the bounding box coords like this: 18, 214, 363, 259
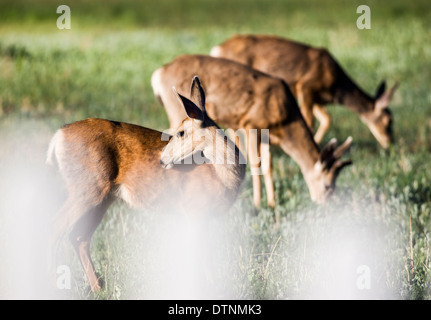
48, 77, 245, 291
56, 119, 237, 213
151, 54, 352, 208
211, 34, 397, 148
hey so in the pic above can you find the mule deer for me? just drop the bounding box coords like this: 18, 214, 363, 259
151, 54, 352, 208
47, 76, 245, 292
210, 34, 398, 148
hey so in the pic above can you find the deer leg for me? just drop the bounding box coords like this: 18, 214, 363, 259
247, 129, 262, 208
296, 83, 315, 131
261, 140, 275, 208
313, 104, 331, 144
50, 197, 91, 287
68, 196, 114, 292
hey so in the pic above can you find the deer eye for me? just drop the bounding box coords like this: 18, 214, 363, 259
177, 130, 185, 138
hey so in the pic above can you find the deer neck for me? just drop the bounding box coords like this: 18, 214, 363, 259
278, 117, 320, 187
334, 76, 375, 115
207, 130, 246, 191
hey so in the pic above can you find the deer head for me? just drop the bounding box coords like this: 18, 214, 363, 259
160, 76, 220, 169
306, 137, 353, 204
363, 81, 398, 149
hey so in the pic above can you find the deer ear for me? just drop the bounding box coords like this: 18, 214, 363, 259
375, 82, 399, 110
319, 138, 338, 166
333, 136, 353, 159
331, 159, 353, 179
190, 76, 206, 114
375, 81, 386, 100
320, 136, 353, 171
172, 86, 205, 122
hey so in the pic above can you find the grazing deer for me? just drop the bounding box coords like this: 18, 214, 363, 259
46, 76, 245, 292
210, 34, 398, 148
151, 54, 352, 209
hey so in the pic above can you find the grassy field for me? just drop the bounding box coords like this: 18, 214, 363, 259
0, 0, 430, 299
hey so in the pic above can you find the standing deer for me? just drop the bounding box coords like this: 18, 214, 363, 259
210, 34, 398, 148
47, 76, 245, 292
151, 54, 352, 209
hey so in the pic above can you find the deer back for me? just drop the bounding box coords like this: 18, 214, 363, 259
49, 118, 237, 216
152, 54, 300, 132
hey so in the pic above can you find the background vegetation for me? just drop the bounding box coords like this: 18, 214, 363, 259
0, 0, 430, 299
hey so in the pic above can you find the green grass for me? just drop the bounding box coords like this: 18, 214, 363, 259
0, 0, 430, 299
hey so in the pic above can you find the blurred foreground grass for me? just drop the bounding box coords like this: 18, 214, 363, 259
0, 0, 430, 299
